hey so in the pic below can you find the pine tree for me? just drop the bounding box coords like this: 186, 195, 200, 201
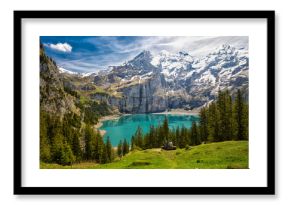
217, 90, 226, 141
40, 112, 51, 162
122, 139, 129, 155
71, 131, 82, 162
190, 122, 199, 145
50, 133, 65, 164
148, 125, 155, 148
207, 103, 221, 142
243, 103, 249, 140
95, 130, 103, 162
196, 125, 201, 145
106, 136, 113, 162
134, 126, 143, 149
62, 114, 74, 145
170, 128, 177, 147
130, 136, 136, 151
60, 141, 76, 165
217, 90, 234, 141
175, 127, 180, 148
162, 117, 169, 142
199, 108, 208, 142
40, 133, 51, 162
234, 89, 248, 140
179, 126, 188, 148
143, 133, 150, 149
158, 124, 165, 147
84, 125, 95, 160
117, 140, 123, 158
100, 143, 108, 164
226, 91, 234, 140
153, 126, 159, 148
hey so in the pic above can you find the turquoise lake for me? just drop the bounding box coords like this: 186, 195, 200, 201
100, 114, 199, 146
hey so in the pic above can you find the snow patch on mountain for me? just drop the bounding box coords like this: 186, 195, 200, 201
58, 66, 79, 75
58, 66, 99, 78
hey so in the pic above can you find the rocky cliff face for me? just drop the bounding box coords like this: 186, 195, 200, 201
40, 45, 79, 117
90, 74, 168, 113
117, 74, 167, 113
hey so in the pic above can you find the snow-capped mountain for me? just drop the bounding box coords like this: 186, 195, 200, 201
187, 44, 248, 96
58, 66, 98, 78
91, 44, 248, 113
58, 66, 79, 75
151, 50, 199, 82
151, 44, 247, 84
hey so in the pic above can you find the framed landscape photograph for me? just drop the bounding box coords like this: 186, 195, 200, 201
14, 11, 275, 194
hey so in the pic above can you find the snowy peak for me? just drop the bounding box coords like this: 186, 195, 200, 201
128, 50, 153, 66
151, 50, 197, 80
134, 50, 152, 60
118, 50, 156, 75
58, 66, 98, 78
58, 66, 79, 75
194, 43, 248, 72
213, 44, 238, 56
178, 51, 190, 56
152, 50, 195, 67
160, 50, 170, 57
187, 44, 248, 96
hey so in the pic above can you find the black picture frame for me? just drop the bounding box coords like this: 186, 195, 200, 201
14, 10, 275, 195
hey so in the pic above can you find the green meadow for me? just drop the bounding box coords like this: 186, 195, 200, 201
41, 141, 248, 169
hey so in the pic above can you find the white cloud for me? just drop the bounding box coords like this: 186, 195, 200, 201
87, 36, 248, 58
44, 42, 72, 53
135, 36, 248, 57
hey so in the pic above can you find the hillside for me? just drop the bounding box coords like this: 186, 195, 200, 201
41, 141, 248, 169
40, 44, 117, 165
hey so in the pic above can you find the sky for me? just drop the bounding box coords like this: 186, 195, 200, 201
40, 36, 248, 73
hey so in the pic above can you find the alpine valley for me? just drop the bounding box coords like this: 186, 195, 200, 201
40, 37, 249, 169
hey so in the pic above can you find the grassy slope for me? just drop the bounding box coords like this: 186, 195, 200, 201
41, 141, 248, 169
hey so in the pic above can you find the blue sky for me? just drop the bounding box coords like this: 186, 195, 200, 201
41, 36, 142, 73
40, 36, 248, 73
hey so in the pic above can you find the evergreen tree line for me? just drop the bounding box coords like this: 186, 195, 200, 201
129, 89, 248, 151
40, 111, 117, 165
199, 89, 248, 142
130, 118, 201, 150
117, 139, 130, 158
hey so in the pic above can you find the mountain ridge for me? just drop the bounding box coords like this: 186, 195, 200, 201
58, 44, 248, 113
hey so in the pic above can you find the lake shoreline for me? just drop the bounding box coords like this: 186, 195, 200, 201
152, 108, 200, 116
94, 114, 131, 136
94, 108, 200, 137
